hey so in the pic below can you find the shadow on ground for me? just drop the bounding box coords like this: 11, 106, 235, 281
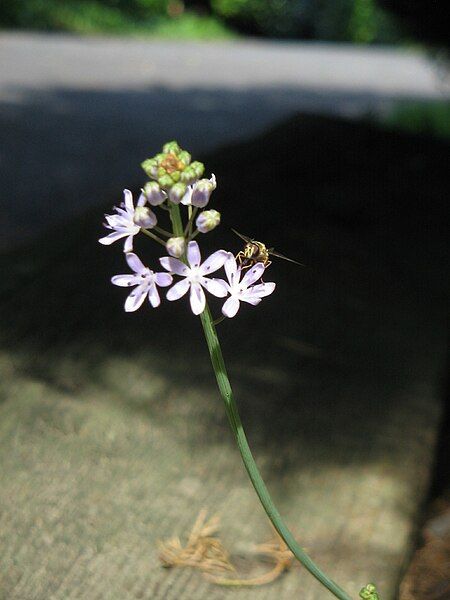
0, 112, 448, 599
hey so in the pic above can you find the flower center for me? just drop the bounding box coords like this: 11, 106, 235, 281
160, 153, 185, 174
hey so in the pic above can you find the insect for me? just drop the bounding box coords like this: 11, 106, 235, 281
232, 229, 304, 270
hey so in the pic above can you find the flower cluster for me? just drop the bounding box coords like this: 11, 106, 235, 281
100, 142, 275, 318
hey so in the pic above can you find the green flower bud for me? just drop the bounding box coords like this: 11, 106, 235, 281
163, 141, 181, 155
168, 182, 187, 204
141, 158, 159, 179
157, 166, 166, 178
171, 171, 181, 183
178, 150, 191, 165
158, 174, 174, 189
180, 167, 196, 184
196, 209, 221, 233
190, 161, 205, 178
166, 236, 185, 258
359, 584, 380, 600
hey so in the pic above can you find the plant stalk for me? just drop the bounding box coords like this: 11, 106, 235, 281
169, 203, 352, 599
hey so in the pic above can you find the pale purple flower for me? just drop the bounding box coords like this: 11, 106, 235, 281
160, 241, 228, 315
181, 174, 216, 208
220, 254, 276, 318
99, 189, 157, 253
112, 253, 172, 312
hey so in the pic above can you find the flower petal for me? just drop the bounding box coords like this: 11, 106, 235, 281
180, 185, 193, 206
123, 189, 134, 212
190, 282, 206, 315
124, 234, 134, 253
111, 274, 139, 287
126, 252, 146, 274
155, 272, 173, 287
148, 284, 161, 308
241, 263, 265, 287
222, 296, 240, 318
199, 249, 228, 275
240, 296, 262, 306
124, 284, 148, 312
224, 252, 237, 286
187, 241, 201, 268
202, 277, 228, 298
159, 256, 189, 276
99, 231, 128, 245
166, 278, 190, 301
137, 192, 147, 207
245, 282, 276, 298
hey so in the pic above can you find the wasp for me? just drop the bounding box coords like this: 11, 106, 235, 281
232, 229, 304, 270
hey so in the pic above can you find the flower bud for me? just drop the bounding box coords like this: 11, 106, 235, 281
166, 236, 185, 258
133, 206, 157, 229
168, 182, 187, 204
143, 181, 166, 206
196, 209, 221, 233
190, 161, 205, 178
158, 174, 174, 189
191, 174, 216, 208
163, 141, 181, 155
141, 158, 159, 179
178, 150, 191, 166
180, 167, 197, 185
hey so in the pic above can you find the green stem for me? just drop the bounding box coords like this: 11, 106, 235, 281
168, 203, 352, 599
200, 305, 352, 599
140, 228, 166, 247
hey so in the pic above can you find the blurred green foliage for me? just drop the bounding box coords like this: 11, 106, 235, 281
381, 101, 450, 139
0, 0, 232, 38
0, 0, 403, 42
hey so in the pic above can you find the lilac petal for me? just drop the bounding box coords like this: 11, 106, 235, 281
111, 274, 139, 287
246, 282, 276, 298
222, 296, 240, 318
159, 257, 189, 276
166, 278, 190, 301
137, 192, 147, 207
199, 249, 228, 275
123, 234, 134, 253
148, 284, 161, 308
190, 282, 206, 315
155, 272, 173, 287
180, 185, 193, 206
241, 263, 265, 287
124, 284, 148, 312
224, 253, 238, 284
202, 277, 228, 298
240, 295, 262, 306
99, 231, 128, 245
126, 252, 146, 274
123, 189, 134, 212
187, 241, 201, 268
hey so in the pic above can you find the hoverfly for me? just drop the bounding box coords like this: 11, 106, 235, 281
232, 229, 304, 270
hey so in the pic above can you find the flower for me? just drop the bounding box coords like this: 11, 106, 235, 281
99, 189, 157, 253
196, 209, 221, 233
181, 174, 216, 208
160, 241, 228, 315
111, 253, 172, 312
220, 254, 275, 318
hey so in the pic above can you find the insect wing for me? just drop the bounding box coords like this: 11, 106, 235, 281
268, 248, 304, 267
231, 228, 253, 243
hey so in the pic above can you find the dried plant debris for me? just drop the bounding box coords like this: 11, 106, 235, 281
158, 509, 294, 587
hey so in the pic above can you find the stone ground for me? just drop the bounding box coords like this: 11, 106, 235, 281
0, 109, 448, 599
